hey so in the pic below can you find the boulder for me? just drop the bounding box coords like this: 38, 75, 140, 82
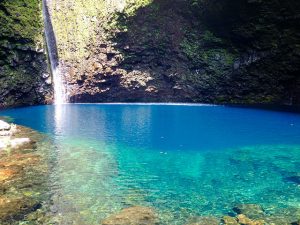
233, 204, 265, 219
101, 206, 159, 225
0, 120, 10, 131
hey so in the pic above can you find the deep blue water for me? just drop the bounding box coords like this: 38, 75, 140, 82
1, 104, 300, 224
2, 104, 300, 150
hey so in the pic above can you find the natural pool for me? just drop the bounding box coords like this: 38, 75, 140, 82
1, 104, 300, 224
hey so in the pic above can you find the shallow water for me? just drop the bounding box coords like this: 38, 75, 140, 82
1, 104, 300, 224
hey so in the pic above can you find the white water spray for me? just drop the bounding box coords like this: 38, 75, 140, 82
42, 0, 68, 104
52, 67, 67, 105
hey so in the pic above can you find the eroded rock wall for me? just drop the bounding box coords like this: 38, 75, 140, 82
195, 0, 300, 105
0, 0, 52, 108
47, 0, 300, 105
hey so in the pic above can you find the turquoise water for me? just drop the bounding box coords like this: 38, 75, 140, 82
1, 104, 300, 224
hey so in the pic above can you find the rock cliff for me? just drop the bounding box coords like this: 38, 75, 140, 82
48, 0, 300, 105
1, 0, 300, 106
0, 0, 52, 108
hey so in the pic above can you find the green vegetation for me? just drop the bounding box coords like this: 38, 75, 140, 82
180, 29, 236, 78
0, 0, 51, 108
0, 0, 43, 46
50, 0, 153, 61
124, 0, 153, 16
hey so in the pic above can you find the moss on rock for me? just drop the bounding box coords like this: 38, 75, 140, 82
20, 0, 300, 105
0, 0, 52, 108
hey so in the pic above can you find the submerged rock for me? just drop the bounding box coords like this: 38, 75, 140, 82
185, 216, 220, 225
101, 206, 159, 225
284, 175, 300, 185
233, 204, 265, 219
237, 214, 264, 225
222, 215, 239, 225
269, 207, 300, 225
0, 195, 41, 221
264, 215, 296, 225
0, 168, 20, 183
0, 153, 40, 168
0, 124, 51, 224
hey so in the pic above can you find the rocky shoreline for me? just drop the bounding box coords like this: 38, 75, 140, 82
0, 119, 51, 224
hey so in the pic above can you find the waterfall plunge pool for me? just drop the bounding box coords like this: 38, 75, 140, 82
1, 104, 300, 224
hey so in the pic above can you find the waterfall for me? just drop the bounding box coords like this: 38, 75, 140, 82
42, 0, 68, 104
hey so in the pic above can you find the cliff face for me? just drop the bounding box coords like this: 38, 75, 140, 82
48, 0, 300, 105
0, 0, 52, 108
197, 0, 300, 105
1, 0, 300, 106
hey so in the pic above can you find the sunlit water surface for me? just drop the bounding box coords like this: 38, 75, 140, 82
1, 104, 300, 224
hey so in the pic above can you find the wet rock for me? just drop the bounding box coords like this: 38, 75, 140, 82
233, 204, 265, 219
0, 120, 11, 131
0, 195, 41, 221
101, 206, 159, 225
237, 214, 264, 225
222, 215, 239, 225
185, 216, 219, 225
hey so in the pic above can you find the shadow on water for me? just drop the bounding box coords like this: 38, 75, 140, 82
225, 103, 300, 114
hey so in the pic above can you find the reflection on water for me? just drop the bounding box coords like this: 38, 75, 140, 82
1, 104, 300, 224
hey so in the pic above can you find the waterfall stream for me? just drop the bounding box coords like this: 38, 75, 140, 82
42, 0, 68, 104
